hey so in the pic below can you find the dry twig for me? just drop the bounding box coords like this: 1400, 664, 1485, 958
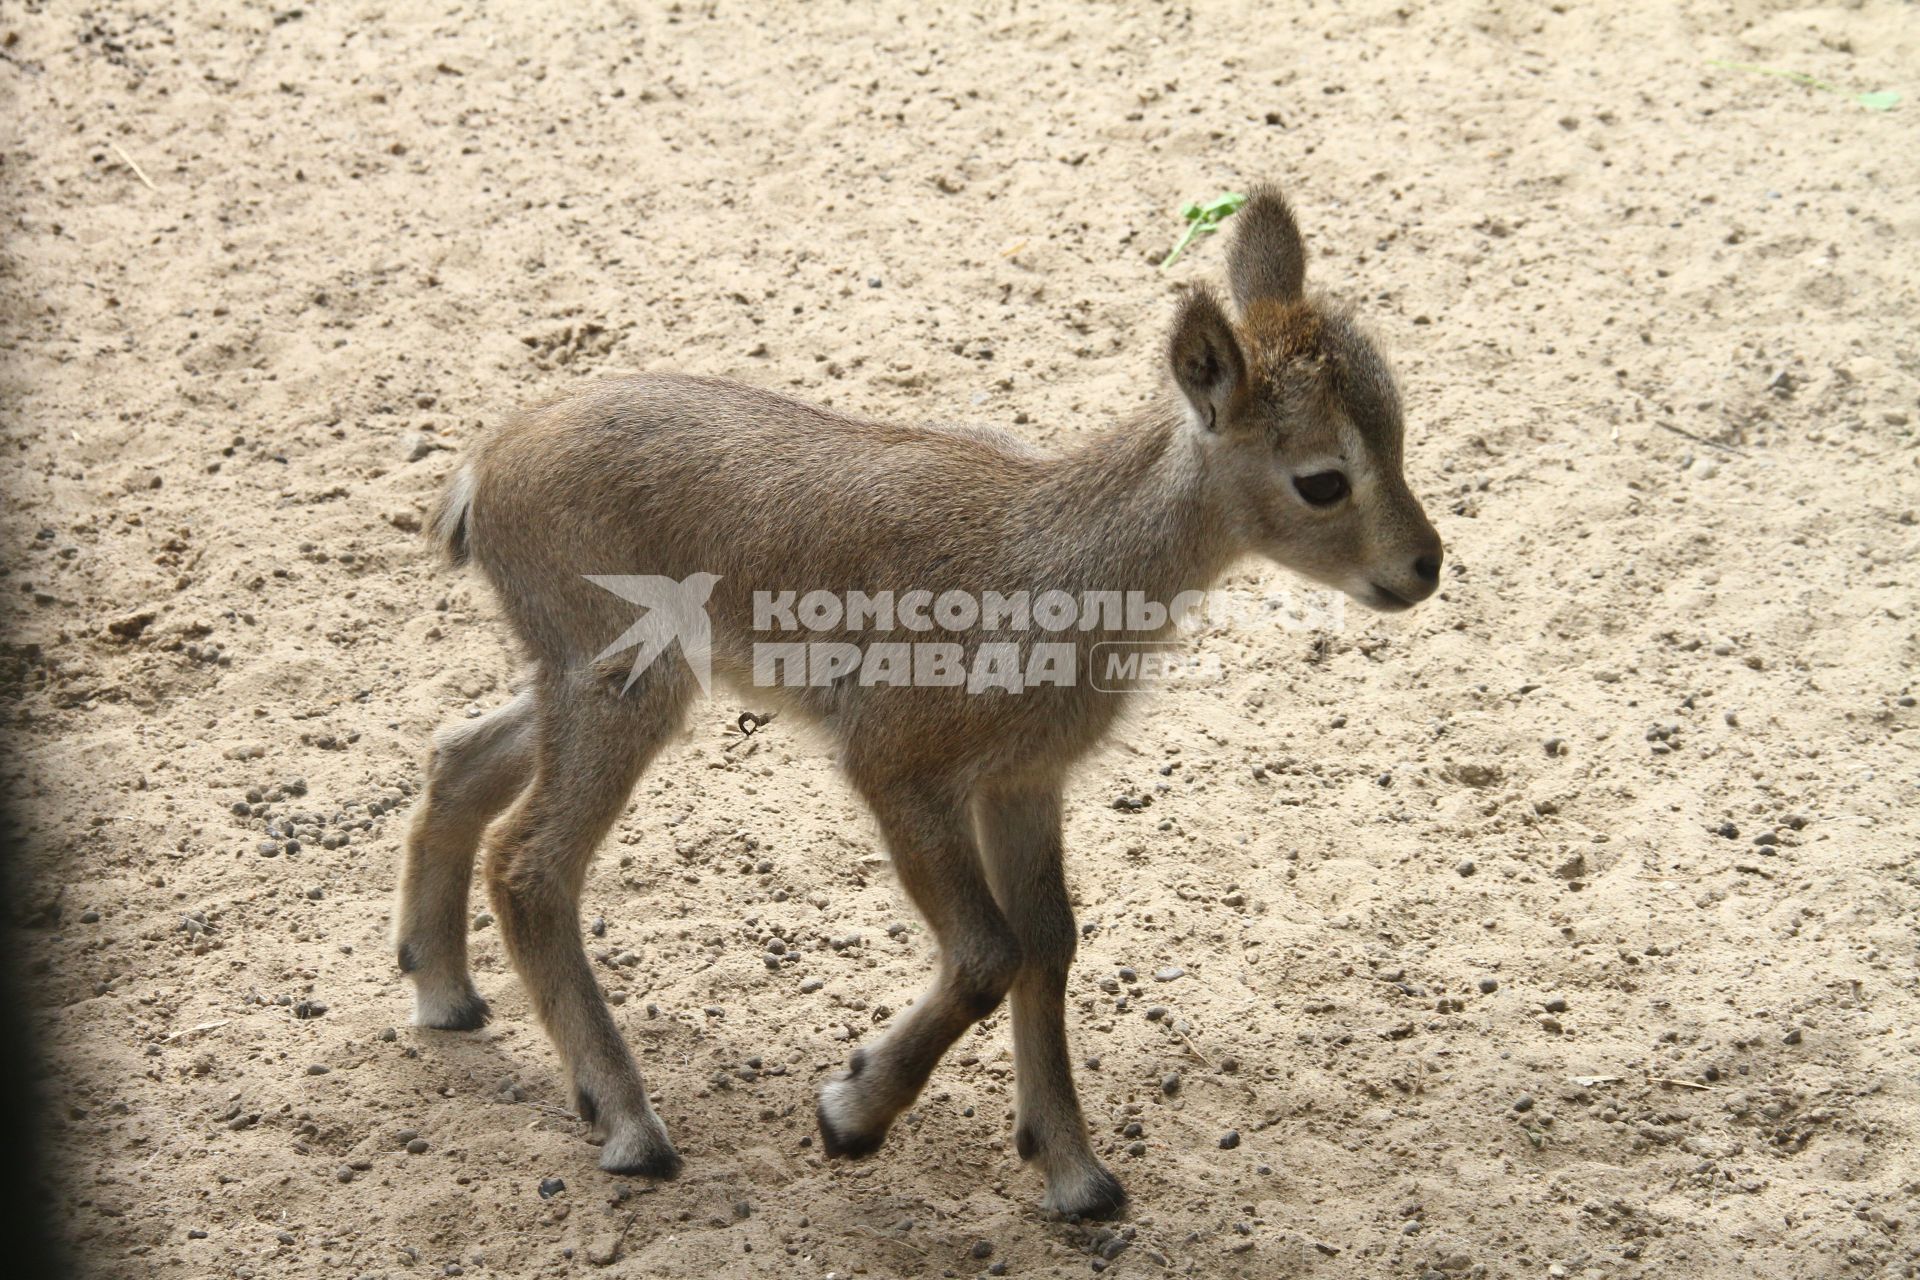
110, 141, 157, 191
161, 1019, 230, 1043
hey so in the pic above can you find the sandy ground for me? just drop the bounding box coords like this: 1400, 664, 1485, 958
4, 1, 1919, 1277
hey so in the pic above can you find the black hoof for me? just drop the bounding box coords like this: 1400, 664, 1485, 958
1057, 1168, 1129, 1221
603, 1143, 684, 1180
420, 992, 491, 1031
816, 1102, 887, 1159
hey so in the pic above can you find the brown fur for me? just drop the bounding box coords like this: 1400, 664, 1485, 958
394, 185, 1441, 1217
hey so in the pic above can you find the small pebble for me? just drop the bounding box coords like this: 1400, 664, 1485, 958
539, 1177, 566, 1199
1478, 978, 1499, 994
1219, 1129, 1240, 1149
1160, 1071, 1181, 1095
1455, 859, 1476, 877
305, 1063, 330, 1076
1513, 1094, 1535, 1112
406, 1138, 429, 1155
970, 1239, 994, 1259
1153, 966, 1185, 982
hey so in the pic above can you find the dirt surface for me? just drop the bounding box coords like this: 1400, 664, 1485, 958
5, 2, 1919, 1277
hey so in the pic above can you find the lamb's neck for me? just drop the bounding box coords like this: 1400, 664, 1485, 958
1028, 403, 1242, 606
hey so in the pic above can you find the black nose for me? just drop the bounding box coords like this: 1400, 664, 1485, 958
1413, 551, 1442, 587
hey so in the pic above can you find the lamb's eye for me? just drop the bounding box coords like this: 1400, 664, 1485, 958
1293, 470, 1350, 507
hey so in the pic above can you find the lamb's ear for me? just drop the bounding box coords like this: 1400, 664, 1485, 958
1227, 185, 1306, 311
1168, 287, 1246, 433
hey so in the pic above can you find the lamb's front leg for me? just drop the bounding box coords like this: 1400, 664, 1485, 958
975, 781, 1126, 1219
816, 779, 1022, 1159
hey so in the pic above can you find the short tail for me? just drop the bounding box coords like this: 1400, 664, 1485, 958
427, 461, 476, 568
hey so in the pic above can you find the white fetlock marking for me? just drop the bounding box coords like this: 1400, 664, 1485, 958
1043, 1158, 1115, 1212
818, 1077, 861, 1131
410, 980, 474, 1027
598, 1112, 672, 1170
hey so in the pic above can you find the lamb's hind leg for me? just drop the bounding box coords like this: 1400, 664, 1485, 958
975, 780, 1126, 1218
396, 688, 538, 1030
486, 669, 690, 1177
817, 777, 1022, 1158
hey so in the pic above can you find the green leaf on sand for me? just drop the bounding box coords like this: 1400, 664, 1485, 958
1160, 191, 1249, 270
1708, 58, 1900, 112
